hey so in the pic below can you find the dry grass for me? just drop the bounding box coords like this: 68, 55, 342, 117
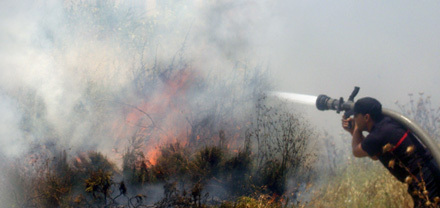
214, 159, 413, 208
302, 159, 413, 208
217, 159, 413, 208
218, 195, 284, 208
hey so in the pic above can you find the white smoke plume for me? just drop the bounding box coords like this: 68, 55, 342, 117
0, 0, 270, 154
0, 1, 316, 206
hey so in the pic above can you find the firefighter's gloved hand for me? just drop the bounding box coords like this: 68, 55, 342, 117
342, 115, 354, 134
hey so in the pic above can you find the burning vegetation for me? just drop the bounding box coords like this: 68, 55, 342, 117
1, 91, 318, 207
0, 1, 319, 207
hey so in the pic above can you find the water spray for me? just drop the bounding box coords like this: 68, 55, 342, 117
316, 86, 440, 167
269, 92, 317, 106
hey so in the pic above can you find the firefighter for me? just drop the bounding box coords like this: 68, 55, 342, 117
342, 97, 440, 207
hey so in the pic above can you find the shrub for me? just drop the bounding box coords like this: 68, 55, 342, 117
192, 146, 224, 181
122, 136, 154, 186
247, 96, 317, 197
153, 142, 191, 181
396, 93, 440, 140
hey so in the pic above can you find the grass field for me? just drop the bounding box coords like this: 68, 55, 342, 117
218, 158, 413, 208
304, 158, 412, 208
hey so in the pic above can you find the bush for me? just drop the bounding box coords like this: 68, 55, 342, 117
71, 151, 118, 206
223, 145, 253, 196
192, 146, 224, 181
122, 136, 154, 186
396, 93, 440, 140
153, 142, 191, 181
255, 159, 287, 196
247, 96, 317, 198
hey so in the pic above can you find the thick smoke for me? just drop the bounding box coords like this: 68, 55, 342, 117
0, 0, 285, 204
0, 95, 23, 157
0, 0, 266, 151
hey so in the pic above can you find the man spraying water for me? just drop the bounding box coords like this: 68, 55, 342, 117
272, 87, 440, 206
342, 97, 440, 207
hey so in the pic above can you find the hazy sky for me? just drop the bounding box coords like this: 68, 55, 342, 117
264, 1, 440, 108
245, 1, 440, 134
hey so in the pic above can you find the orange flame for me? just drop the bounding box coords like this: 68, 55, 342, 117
112, 69, 196, 165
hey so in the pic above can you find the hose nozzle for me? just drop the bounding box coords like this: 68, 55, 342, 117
316, 87, 360, 117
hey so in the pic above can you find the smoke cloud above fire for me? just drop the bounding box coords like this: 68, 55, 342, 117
0, 0, 272, 159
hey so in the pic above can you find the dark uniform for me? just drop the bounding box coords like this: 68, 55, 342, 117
361, 116, 440, 207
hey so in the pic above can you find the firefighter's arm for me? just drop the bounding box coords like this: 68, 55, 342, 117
351, 128, 370, 158
342, 116, 376, 159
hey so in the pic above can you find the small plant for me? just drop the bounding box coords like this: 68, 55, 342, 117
192, 146, 224, 181
71, 151, 118, 206
155, 181, 209, 208
223, 143, 253, 196
85, 169, 113, 203
153, 142, 191, 181
123, 136, 154, 186
248, 96, 317, 198
396, 93, 440, 140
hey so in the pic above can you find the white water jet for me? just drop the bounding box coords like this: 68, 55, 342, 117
269, 91, 317, 106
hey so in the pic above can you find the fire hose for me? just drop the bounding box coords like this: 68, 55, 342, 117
316, 87, 440, 167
